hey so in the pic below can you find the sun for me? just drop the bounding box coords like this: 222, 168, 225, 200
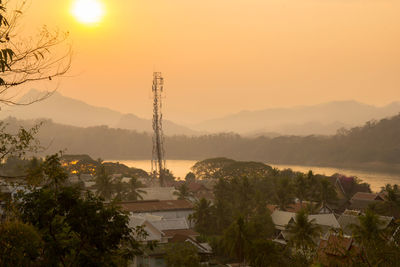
71, 0, 105, 25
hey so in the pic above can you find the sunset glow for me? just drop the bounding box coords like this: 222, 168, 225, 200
72, 0, 104, 25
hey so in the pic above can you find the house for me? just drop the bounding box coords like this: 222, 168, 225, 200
129, 213, 209, 267
286, 201, 334, 214
120, 199, 194, 221
349, 192, 384, 211
135, 235, 212, 267
328, 175, 372, 212
186, 182, 214, 201
271, 210, 340, 244
129, 214, 198, 243
317, 234, 362, 265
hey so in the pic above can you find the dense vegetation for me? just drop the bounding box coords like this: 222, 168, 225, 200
3, 113, 400, 171
0, 154, 147, 266
188, 158, 400, 266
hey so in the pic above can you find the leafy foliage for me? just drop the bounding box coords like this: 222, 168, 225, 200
13, 154, 145, 266
0, 220, 43, 266
0, 0, 70, 103
287, 210, 321, 259
165, 242, 200, 267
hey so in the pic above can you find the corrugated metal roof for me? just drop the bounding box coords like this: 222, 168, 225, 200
309, 214, 340, 228
120, 199, 193, 213
152, 218, 189, 230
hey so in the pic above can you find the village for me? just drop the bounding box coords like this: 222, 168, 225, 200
2, 154, 399, 266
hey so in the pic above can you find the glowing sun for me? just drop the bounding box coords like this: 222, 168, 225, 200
72, 0, 105, 25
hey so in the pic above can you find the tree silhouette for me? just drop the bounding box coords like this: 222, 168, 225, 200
287, 210, 321, 259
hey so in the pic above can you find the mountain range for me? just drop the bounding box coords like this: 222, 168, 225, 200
1, 89, 400, 136
192, 101, 400, 136
0, 89, 198, 136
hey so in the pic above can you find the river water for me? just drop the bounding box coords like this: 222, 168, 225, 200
110, 160, 400, 192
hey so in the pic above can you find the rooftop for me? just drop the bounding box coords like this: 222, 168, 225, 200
120, 199, 193, 213
351, 192, 384, 201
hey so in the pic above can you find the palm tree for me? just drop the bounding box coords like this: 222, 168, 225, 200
94, 165, 113, 200
351, 209, 386, 265
274, 177, 294, 211
382, 184, 400, 217
221, 216, 248, 266
191, 198, 213, 234
125, 177, 146, 201
351, 209, 384, 245
287, 209, 321, 258
315, 178, 337, 210
173, 183, 192, 200
294, 174, 309, 205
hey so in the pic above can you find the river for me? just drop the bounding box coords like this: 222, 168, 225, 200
110, 160, 400, 192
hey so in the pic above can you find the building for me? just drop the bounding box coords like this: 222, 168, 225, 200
271, 210, 340, 244
349, 192, 385, 211
138, 187, 178, 201
317, 234, 362, 265
337, 210, 394, 236
128, 213, 210, 267
120, 199, 194, 221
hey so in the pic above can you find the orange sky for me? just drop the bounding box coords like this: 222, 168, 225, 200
16, 0, 400, 123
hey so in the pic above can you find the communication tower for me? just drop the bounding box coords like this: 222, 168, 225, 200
151, 72, 166, 186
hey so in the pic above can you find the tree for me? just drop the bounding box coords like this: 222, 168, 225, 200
314, 178, 337, 210
247, 240, 290, 267
287, 210, 321, 259
191, 198, 214, 235
124, 177, 146, 201
0, 122, 41, 169
16, 155, 145, 266
274, 177, 294, 211
165, 242, 200, 267
191, 157, 236, 179
18, 186, 143, 266
0, 0, 70, 104
221, 217, 248, 265
173, 183, 192, 200
185, 172, 196, 183
349, 209, 397, 265
94, 165, 114, 200
381, 184, 400, 217
0, 220, 43, 266
160, 168, 176, 186
294, 173, 309, 205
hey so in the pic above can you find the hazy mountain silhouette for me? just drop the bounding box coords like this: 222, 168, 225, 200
193, 100, 400, 135
5, 90, 400, 136
0, 89, 199, 136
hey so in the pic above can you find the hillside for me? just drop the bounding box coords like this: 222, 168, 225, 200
193, 101, 400, 135
3, 113, 400, 173
0, 89, 199, 136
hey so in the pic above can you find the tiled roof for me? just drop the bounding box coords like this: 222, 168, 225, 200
119, 200, 193, 213
351, 192, 383, 201
349, 199, 379, 211
317, 234, 361, 265
187, 182, 209, 192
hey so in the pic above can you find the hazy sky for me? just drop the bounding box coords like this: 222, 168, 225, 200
14, 0, 400, 123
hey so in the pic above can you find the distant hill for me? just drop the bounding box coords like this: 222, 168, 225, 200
115, 114, 199, 136
0, 89, 199, 136
193, 100, 400, 136
4, 114, 400, 173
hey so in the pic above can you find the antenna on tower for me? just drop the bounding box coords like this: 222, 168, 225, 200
151, 72, 166, 186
